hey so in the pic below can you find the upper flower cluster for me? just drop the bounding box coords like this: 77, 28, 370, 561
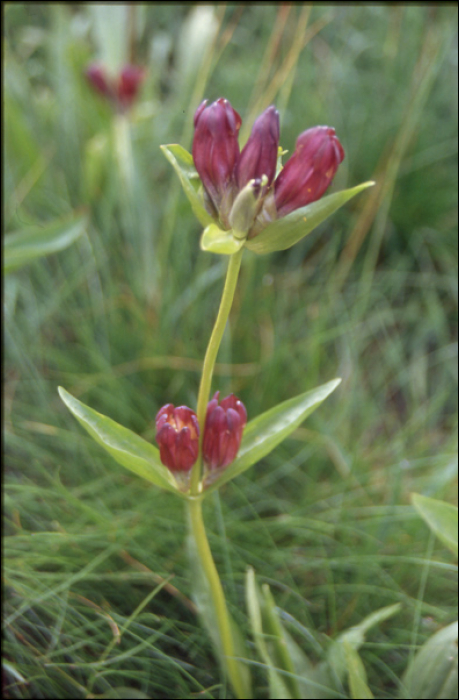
85, 63, 145, 113
155, 392, 247, 477
192, 98, 344, 238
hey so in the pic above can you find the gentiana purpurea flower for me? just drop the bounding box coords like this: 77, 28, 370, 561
155, 404, 199, 472
192, 98, 242, 227
156, 393, 247, 475
274, 126, 345, 217
203, 392, 247, 471
192, 98, 345, 239
85, 63, 145, 112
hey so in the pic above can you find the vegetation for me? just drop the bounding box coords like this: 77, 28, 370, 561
4, 5, 457, 698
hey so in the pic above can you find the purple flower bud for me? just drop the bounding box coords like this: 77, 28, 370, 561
85, 63, 145, 113
155, 404, 200, 472
274, 126, 345, 218
85, 64, 113, 99
117, 65, 145, 111
203, 392, 247, 470
192, 98, 242, 224
236, 106, 279, 190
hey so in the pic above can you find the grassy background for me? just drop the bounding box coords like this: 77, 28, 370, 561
4, 4, 458, 699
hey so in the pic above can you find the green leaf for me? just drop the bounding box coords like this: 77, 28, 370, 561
246, 568, 293, 699
282, 632, 335, 699
58, 387, 180, 495
411, 493, 458, 557
4, 212, 87, 274
92, 689, 152, 700
204, 378, 341, 494
245, 181, 375, 255
160, 144, 214, 228
401, 621, 458, 700
261, 584, 303, 699
343, 642, 374, 699
200, 223, 245, 255
328, 604, 401, 685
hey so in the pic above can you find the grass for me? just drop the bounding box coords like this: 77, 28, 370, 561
4, 4, 458, 699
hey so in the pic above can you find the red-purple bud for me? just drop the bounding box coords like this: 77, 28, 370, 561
85, 64, 113, 99
236, 106, 280, 190
274, 126, 345, 217
192, 98, 242, 223
85, 63, 145, 112
117, 65, 145, 111
203, 392, 247, 470
155, 404, 200, 472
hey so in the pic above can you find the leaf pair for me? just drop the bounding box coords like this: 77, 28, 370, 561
160, 143, 374, 256
58, 378, 341, 497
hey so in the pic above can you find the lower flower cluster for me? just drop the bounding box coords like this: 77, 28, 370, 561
156, 392, 247, 475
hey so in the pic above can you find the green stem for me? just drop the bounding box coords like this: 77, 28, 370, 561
187, 497, 250, 699
186, 247, 249, 697
190, 248, 244, 495
113, 113, 134, 193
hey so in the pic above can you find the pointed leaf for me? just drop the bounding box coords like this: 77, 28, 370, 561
58, 387, 180, 495
283, 636, 337, 699
4, 212, 87, 274
412, 493, 458, 557
343, 641, 374, 699
204, 379, 341, 494
245, 182, 375, 255
200, 223, 245, 255
328, 603, 401, 684
245, 568, 293, 699
160, 144, 214, 227
401, 621, 458, 700
261, 585, 302, 699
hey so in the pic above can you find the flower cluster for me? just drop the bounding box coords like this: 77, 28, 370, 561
85, 63, 145, 113
155, 393, 247, 474
192, 98, 344, 238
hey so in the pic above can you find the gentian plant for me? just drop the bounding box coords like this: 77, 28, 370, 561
59, 98, 374, 698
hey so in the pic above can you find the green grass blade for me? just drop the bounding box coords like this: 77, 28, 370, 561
245, 568, 293, 699
412, 494, 458, 557
343, 641, 374, 699
4, 212, 87, 274
328, 604, 402, 685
